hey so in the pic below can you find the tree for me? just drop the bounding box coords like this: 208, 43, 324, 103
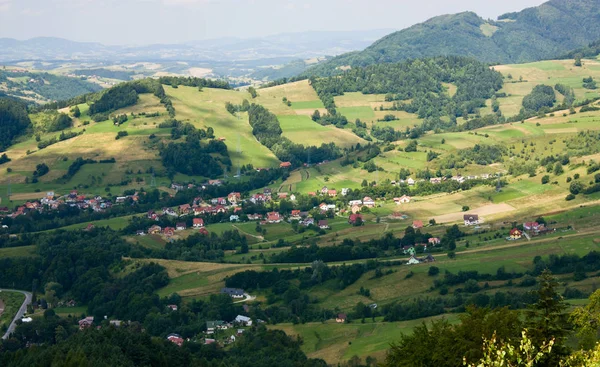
541, 175, 550, 184
248, 86, 258, 98
575, 56, 582, 67
311, 109, 321, 122
465, 330, 554, 367
462, 206, 470, 212
571, 289, 600, 349
525, 270, 570, 365
553, 162, 564, 176
428, 266, 440, 276
72, 105, 81, 118
569, 181, 583, 195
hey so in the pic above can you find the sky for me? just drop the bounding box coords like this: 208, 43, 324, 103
0, 0, 547, 45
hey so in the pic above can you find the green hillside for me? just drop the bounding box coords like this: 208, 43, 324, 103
306, 0, 600, 76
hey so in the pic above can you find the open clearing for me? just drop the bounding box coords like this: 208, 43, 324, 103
433, 203, 516, 224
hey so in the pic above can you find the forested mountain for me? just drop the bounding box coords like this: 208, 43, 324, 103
306, 0, 600, 76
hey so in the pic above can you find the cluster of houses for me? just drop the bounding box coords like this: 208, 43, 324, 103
507, 221, 553, 241
0, 191, 120, 220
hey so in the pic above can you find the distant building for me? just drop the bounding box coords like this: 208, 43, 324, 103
193, 218, 204, 228
464, 214, 480, 226
336, 313, 347, 323
412, 220, 423, 229
235, 315, 252, 326
221, 288, 245, 298
78, 316, 94, 330
280, 162, 292, 168
348, 214, 363, 225
167, 333, 184, 347
509, 228, 523, 240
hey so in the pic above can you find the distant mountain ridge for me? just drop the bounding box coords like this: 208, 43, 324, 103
0, 30, 394, 63
305, 0, 600, 76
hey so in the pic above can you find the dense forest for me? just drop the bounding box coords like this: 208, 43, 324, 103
73, 68, 134, 80
305, 0, 600, 76
0, 97, 31, 150
0, 70, 102, 102
310, 57, 503, 122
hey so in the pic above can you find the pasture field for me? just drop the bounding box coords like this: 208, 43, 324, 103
278, 115, 364, 148
270, 315, 460, 364
0, 291, 26, 330
494, 59, 600, 117
0, 246, 37, 259
166, 86, 280, 169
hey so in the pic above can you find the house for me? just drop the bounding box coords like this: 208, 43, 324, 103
428, 237, 441, 246
278, 192, 288, 199
148, 225, 162, 235
167, 304, 178, 311
430, 177, 442, 184
341, 188, 350, 196
247, 213, 263, 221
235, 315, 252, 326
318, 220, 329, 229
221, 288, 245, 298
319, 202, 328, 211
79, 316, 94, 330
349, 200, 362, 207
193, 218, 205, 228
398, 195, 411, 204
412, 220, 423, 229
208, 179, 223, 186
290, 194, 296, 201
163, 227, 175, 237
407, 178, 415, 186
280, 161, 292, 168
176, 222, 187, 231
290, 210, 301, 220
403, 246, 416, 256
307, 192, 316, 197
228, 192, 241, 204
206, 320, 226, 333
230, 215, 240, 222
267, 212, 282, 224
205, 338, 216, 345
300, 218, 315, 227
167, 333, 184, 347
179, 204, 191, 215
509, 228, 523, 240
199, 228, 209, 235
263, 188, 272, 195
336, 313, 347, 323
524, 222, 540, 232
328, 189, 337, 197
407, 255, 421, 265
84, 223, 95, 231
348, 214, 363, 225
320, 186, 329, 195
464, 214, 480, 226
362, 197, 375, 208
136, 230, 146, 236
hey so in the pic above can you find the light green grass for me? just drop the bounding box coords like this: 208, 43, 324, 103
278, 115, 363, 148
0, 291, 26, 330
0, 246, 37, 259
291, 100, 325, 109
338, 107, 376, 122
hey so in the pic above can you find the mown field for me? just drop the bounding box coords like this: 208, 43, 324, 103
0, 291, 25, 330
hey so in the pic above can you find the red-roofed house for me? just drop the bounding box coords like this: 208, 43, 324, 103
228, 192, 241, 204
428, 237, 441, 245
524, 222, 540, 232
348, 214, 363, 225
510, 228, 523, 240
363, 197, 375, 208
328, 189, 337, 197
280, 162, 292, 168
167, 334, 184, 347
267, 212, 282, 223
412, 220, 423, 229
199, 228, 209, 235
163, 227, 175, 237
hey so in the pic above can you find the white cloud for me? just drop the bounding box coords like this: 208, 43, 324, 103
22, 7, 43, 16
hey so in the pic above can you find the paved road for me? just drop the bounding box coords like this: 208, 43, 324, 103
0, 289, 33, 340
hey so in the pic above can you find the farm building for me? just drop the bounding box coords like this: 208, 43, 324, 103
509, 228, 523, 240
221, 288, 245, 298
464, 214, 480, 226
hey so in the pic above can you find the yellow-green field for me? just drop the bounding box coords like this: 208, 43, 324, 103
494, 59, 600, 117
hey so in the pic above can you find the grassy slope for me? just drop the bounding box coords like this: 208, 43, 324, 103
0, 291, 26, 330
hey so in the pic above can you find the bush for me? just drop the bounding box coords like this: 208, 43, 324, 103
428, 266, 440, 276
115, 131, 129, 140
541, 175, 550, 184
566, 193, 576, 201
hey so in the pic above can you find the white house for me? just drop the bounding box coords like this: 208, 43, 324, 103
230, 215, 240, 222
235, 315, 252, 326
464, 214, 480, 226
394, 195, 411, 204
406, 255, 421, 265
341, 188, 350, 196
290, 194, 296, 201
407, 178, 415, 186
348, 200, 362, 207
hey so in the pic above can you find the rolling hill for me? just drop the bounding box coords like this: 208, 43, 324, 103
306, 0, 600, 76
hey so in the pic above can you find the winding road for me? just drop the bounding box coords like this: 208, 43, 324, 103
0, 289, 33, 340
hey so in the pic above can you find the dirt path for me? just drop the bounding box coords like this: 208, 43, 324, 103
232, 225, 264, 241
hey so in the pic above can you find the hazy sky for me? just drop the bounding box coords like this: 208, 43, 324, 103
0, 0, 547, 45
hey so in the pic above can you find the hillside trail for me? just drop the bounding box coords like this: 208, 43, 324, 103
232, 225, 264, 241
